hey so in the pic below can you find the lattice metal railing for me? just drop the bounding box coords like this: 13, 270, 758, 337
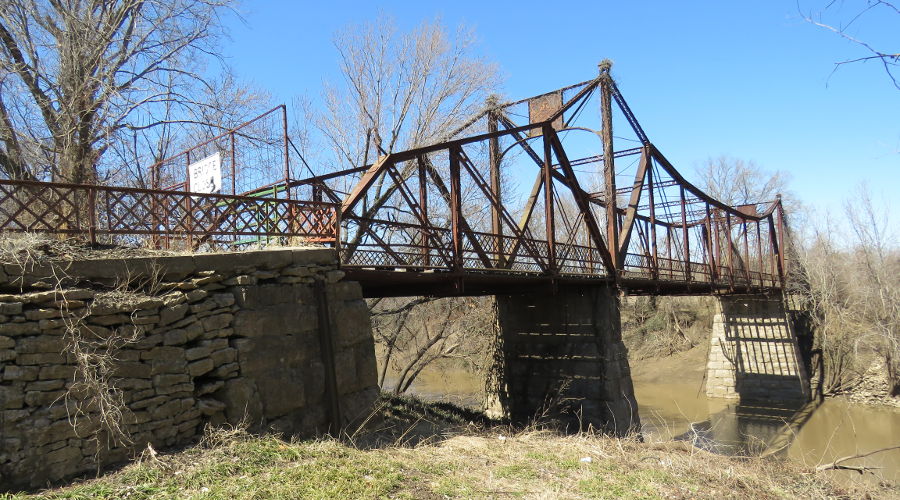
0, 179, 337, 251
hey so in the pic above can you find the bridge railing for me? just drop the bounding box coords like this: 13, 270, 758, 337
621, 253, 779, 289
0, 178, 338, 251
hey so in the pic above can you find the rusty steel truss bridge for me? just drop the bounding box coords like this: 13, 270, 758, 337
0, 67, 789, 298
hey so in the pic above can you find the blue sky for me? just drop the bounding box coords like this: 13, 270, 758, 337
220, 1, 898, 232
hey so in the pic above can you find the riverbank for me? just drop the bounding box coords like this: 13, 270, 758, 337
3, 397, 894, 499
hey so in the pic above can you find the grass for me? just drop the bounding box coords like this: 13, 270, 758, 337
3, 396, 895, 499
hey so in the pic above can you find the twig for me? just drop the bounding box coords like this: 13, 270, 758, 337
816, 444, 900, 474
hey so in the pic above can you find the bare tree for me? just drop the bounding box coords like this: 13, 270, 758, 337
0, 0, 233, 183
371, 296, 494, 394
797, 185, 899, 396
318, 16, 498, 172
312, 18, 501, 395
106, 69, 272, 188
696, 156, 791, 208
800, 0, 900, 89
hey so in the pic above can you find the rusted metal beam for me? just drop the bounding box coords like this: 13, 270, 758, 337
341, 154, 393, 216
617, 146, 650, 267
600, 72, 619, 272
543, 125, 557, 274
488, 106, 503, 264
547, 129, 616, 276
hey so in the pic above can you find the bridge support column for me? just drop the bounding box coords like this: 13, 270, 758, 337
490, 286, 640, 435
706, 294, 809, 402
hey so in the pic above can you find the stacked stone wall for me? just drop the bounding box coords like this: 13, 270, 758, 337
0, 248, 377, 490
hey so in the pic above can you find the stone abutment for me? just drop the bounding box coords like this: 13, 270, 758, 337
0, 248, 378, 490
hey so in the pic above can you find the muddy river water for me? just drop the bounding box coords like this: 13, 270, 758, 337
387, 363, 900, 484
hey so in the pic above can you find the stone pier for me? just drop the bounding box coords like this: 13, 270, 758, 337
705, 294, 809, 402
491, 286, 639, 435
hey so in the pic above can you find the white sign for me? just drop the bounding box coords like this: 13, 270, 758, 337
188, 152, 222, 194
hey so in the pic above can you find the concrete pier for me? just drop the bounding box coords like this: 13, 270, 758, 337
705, 294, 809, 402
492, 286, 639, 435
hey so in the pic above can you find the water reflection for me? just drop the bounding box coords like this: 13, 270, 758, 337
636, 382, 900, 482
671, 401, 810, 457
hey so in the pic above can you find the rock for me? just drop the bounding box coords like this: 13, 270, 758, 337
24, 390, 65, 406
159, 303, 189, 326
185, 289, 208, 303
25, 379, 65, 392
0, 335, 14, 349
0, 302, 24, 315
132, 315, 160, 325
211, 362, 239, 379
202, 313, 233, 332
325, 270, 346, 283
141, 346, 185, 361
215, 378, 263, 427
38, 318, 69, 330
38, 365, 76, 380
24, 308, 62, 320
88, 314, 130, 326
185, 346, 211, 361
151, 358, 187, 376
17, 352, 66, 365
3, 365, 38, 381
212, 293, 235, 308
198, 398, 226, 416
16, 336, 63, 354
210, 348, 237, 366
153, 373, 190, 388
222, 275, 256, 286
187, 358, 214, 377
0, 322, 39, 336
189, 299, 216, 314
0, 386, 25, 408
163, 329, 187, 346
196, 380, 224, 396
111, 361, 151, 379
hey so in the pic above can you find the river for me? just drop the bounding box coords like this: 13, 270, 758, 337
385, 359, 900, 484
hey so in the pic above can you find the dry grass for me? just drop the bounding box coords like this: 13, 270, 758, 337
0, 233, 175, 267
4, 396, 895, 500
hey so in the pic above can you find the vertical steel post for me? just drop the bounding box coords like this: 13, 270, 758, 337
418, 155, 430, 268
775, 196, 786, 285
756, 220, 763, 287
680, 186, 690, 282
185, 151, 192, 249
543, 124, 556, 274
768, 214, 782, 287
185, 151, 191, 191
230, 132, 236, 196
600, 72, 618, 272
488, 106, 503, 265
706, 203, 717, 282
449, 147, 463, 273
742, 219, 751, 284
648, 165, 658, 279
282, 105, 291, 199
666, 226, 673, 279
725, 212, 735, 289
87, 187, 97, 245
